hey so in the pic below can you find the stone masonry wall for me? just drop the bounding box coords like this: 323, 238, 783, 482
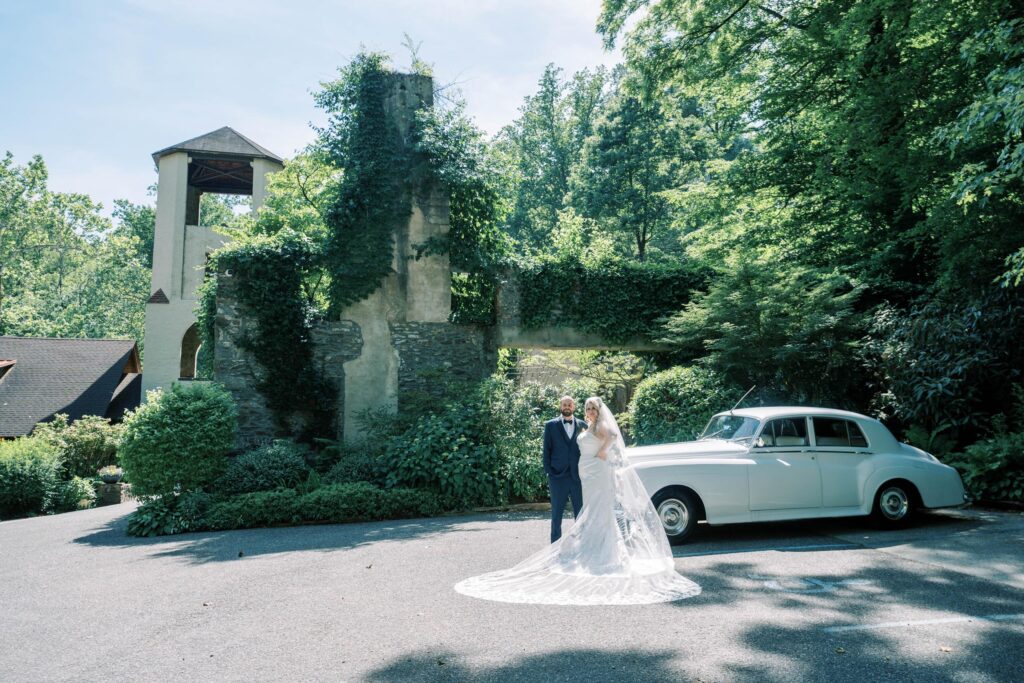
214, 274, 365, 447
310, 320, 363, 439
213, 275, 278, 449
389, 322, 496, 410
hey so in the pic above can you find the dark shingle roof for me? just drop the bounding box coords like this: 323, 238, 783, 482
0, 337, 140, 437
151, 126, 283, 165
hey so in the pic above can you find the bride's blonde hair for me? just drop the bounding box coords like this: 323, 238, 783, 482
585, 396, 605, 432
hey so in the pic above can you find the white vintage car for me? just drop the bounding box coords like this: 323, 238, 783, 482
628, 407, 968, 544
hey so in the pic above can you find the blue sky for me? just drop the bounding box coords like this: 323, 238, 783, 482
0, 0, 621, 215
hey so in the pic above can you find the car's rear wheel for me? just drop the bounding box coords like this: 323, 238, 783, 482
871, 481, 917, 528
652, 488, 700, 545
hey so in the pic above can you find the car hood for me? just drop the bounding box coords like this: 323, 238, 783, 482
625, 439, 750, 463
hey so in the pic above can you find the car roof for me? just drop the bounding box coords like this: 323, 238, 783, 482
718, 406, 874, 421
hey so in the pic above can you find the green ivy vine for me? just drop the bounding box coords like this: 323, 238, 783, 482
315, 53, 415, 313
413, 102, 513, 324
517, 258, 707, 344
199, 230, 335, 438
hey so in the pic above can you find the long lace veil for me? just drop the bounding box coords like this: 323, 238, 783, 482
590, 397, 677, 569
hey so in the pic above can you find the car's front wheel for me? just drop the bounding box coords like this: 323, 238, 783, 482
652, 488, 700, 545
871, 481, 917, 528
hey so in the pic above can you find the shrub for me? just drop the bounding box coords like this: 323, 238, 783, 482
629, 366, 740, 445
357, 375, 595, 507
32, 414, 121, 479
323, 448, 386, 486
298, 482, 441, 522
132, 482, 447, 535
212, 440, 311, 495
126, 496, 186, 537
385, 408, 505, 508
483, 378, 563, 502
947, 431, 1024, 503
201, 489, 302, 530
0, 437, 62, 519
295, 469, 322, 495
118, 384, 237, 497
125, 491, 216, 537
862, 294, 1024, 445
174, 490, 215, 532
49, 477, 96, 513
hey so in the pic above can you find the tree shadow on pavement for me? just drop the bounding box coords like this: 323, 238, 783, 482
678, 508, 988, 553
678, 559, 1024, 682
71, 508, 552, 565
363, 648, 684, 683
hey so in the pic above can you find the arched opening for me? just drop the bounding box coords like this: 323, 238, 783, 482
179, 324, 201, 380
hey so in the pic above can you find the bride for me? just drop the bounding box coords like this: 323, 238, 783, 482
454, 396, 701, 605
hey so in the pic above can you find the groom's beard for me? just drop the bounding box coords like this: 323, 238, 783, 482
561, 411, 573, 417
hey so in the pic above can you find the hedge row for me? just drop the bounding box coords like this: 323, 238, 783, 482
126, 482, 444, 537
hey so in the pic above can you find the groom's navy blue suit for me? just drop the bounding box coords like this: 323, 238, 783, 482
543, 415, 586, 543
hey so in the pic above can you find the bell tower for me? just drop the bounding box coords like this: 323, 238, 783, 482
141, 127, 283, 396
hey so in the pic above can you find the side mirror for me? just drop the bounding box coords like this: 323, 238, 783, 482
755, 437, 765, 448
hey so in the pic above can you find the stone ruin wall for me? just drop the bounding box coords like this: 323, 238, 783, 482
213, 259, 497, 449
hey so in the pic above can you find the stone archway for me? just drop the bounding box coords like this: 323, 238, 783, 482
179, 323, 201, 379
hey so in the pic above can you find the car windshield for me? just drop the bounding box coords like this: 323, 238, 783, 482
698, 414, 761, 443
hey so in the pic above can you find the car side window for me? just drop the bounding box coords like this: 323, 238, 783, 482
761, 418, 808, 447
847, 421, 868, 447
813, 417, 870, 448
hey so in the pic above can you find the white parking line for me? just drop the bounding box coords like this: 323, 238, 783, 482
823, 614, 1024, 633
675, 543, 860, 558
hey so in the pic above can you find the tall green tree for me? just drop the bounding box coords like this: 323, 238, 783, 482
575, 89, 680, 260
495, 64, 608, 251
0, 152, 151, 350
599, 0, 1024, 300
111, 197, 156, 268
0, 153, 50, 330
661, 258, 865, 406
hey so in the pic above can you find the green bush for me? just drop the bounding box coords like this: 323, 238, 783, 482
0, 437, 62, 519
628, 366, 739, 445
384, 408, 505, 508
213, 440, 310, 495
175, 490, 215, 533
863, 295, 1024, 444
484, 378, 570, 502
49, 477, 96, 513
125, 491, 215, 537
323, 447, 386, 486
118, 384, 237, 497
298, 482, 442, 522
201, 488, 302, 530
32, 414, 121, 479
357, 375, 595, 507
126, 496, 185, 537
947, 431, 1024, 503
131, 482, 446, 535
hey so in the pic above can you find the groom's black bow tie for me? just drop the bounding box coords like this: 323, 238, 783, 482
562, 419, 574, 424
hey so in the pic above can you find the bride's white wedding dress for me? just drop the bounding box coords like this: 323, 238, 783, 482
454, 406, 701, 605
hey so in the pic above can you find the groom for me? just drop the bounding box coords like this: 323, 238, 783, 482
542, 395, 585, 543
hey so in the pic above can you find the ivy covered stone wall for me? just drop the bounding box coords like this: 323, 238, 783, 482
212, 275, 278, 449
215, 274, 365, 447
215, 271, 494, 446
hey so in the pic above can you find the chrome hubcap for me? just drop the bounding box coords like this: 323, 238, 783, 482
658, 499, 689, 535
880, 487, 909, 520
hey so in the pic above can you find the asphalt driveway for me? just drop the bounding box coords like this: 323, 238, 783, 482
1, 503, 1022, 682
